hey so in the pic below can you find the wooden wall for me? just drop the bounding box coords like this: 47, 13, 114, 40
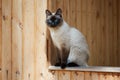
0, 0, 120, 80
119, 0, 120, 67
2, 0, 51, 80
49, 70, 120, 80
0, 0, 1, 79
48, 0, 120, 67
2, 0, 58, 80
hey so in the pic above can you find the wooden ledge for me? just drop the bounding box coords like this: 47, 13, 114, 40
49, 66, 120, 73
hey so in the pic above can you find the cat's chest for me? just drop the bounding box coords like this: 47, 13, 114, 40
51, 31, 69, 49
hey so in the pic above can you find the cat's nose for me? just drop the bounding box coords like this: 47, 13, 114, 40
51, 16, 56, 21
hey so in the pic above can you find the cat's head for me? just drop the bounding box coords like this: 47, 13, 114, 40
45, 8, 63, 28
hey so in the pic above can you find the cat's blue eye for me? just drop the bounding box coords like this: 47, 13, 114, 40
48, 20, 52, 23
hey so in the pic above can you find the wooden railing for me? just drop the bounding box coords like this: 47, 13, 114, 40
49, 66, 120, 80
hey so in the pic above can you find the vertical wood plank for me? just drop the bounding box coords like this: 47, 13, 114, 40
108, 0, 114, 66
36, 0, 47, 80
112, 73, 120, 80
112, 0, 118, 66
62, 0, 69, 23
95, 0, 102, 66
50, 0, 57, 12
12, 0, 23, 80
59, 71, 70, 80
0, 71, 2, 80
2, 0, 12, 80
0, 0, 2, 72
69, 0, 76, 27
91, 0, 97, 66
99, 73, 106, 80
81, 0, 87, 37
0, 16, 1, 71
118, 0, 120, 67
84, 72, 92, 80
65, 0, 70, 24
22, 0, 35, 79
105, 0, 114, 66
76, 0, 82, 30
101, 0, 106, 66
105, 0, 110, 66
56, 0, 63, 10
47, 0, 52, 10
63, 0, 69, 22
36, 0, 55, 80
0, 71, 3, 80
86, 0, 92, 65
105, 73, 114, 80
91, 72, 99, 80
71, 72, 84, 80
50, 71, 59, 80
118, 73, 120, 80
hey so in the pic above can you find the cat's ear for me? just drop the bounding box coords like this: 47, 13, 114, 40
45, 9, 52, 16
55, 8, 62, 15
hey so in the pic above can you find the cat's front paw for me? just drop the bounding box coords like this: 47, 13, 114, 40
67, 62, 79, 67
61, 63, 67, 69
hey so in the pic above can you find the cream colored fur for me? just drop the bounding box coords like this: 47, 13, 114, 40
48, 20, 90, 66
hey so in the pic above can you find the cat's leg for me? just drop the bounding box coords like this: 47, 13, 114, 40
67, 62, 79, 67
55, 56, 61, 66
67, 46, 89, 67
55, 48, 61, 66
60, 48, 69, 69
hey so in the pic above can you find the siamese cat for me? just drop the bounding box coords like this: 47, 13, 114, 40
45, 8, 90, 69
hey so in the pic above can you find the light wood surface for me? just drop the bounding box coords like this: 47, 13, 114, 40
0, 0, 120, 80
49, 66, 120, 73
2, 0, 12, 80
0, 1, 2, 79
12, 0, 22, 80
49, 67, 120, 80
0, 0, 2, 75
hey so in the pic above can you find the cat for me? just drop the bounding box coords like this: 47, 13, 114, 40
45, 8, 90, 69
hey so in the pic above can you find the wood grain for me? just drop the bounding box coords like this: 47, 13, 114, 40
86, 0, 92, 65
105, 73, 114, 80
0, 0, 120, 80
0, 2, 1, 71
50, 70, 120, 80
50, 71, 59, 80
2, 0, 12, 80
101, 0, 106, 66
76, 0, 82, 30
36, 0, 47, 80
59, 71, 70, 80
36, 0, 55, 80
84, 72, 92, 80
12, 0, 23, 80
22, 0, 35, 79
99, 73, 106, 80
71, 72, 84, 80
91, 72, 99, 80
0, 71, 2, 80
112, 0, 118, 66
49, 66, 120, 73
118, 0, 120, 67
